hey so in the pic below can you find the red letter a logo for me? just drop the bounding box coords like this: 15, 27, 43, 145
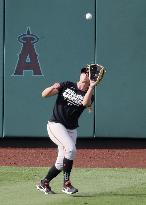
14, 28, 42, 76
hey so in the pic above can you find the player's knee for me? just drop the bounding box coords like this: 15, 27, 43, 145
65, 145, 76, 160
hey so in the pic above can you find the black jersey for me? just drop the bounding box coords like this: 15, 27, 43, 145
49, 81, 94, 129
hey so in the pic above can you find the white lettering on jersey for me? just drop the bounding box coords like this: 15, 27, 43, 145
63, 88, 83, 106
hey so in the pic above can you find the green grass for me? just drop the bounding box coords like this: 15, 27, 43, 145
0, 167, 146, 205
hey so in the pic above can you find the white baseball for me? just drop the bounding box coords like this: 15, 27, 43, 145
85, 13, 92, 20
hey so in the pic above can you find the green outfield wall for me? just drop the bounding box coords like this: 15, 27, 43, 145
0, 0, 4, 137
3, 0, 95, 137
95, 0, 146, 138
1, 0, 146, 138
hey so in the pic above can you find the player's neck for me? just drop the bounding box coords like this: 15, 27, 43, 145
77, 81, 89, 91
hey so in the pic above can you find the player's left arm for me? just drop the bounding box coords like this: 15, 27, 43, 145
82, 80, 99, 107
82, 65, 106, 107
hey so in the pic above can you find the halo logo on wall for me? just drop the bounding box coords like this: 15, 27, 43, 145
13, 27, 43, 76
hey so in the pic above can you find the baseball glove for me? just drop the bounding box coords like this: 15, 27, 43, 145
87, 64, 106, 84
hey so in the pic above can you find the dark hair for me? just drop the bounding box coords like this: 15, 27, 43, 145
81, 67, 89, 74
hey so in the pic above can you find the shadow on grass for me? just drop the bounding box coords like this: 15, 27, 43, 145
72, 192, 146, 198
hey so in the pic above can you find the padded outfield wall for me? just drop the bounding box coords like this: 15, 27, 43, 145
3, 0, 95, 137
0, 0, 4, 137
1, 0, 146, 138
95, 0, 146, 138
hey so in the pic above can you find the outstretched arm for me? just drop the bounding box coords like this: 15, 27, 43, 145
42, 83, 61, 97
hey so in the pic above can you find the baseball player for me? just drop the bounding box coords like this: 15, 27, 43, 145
36, 65, 104, 195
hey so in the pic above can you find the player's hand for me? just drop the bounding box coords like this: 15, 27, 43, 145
89, 80, 98, 88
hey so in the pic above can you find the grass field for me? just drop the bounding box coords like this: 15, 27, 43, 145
0, 167, 146, 205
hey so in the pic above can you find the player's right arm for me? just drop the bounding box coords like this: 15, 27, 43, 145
42, 83, 61, 97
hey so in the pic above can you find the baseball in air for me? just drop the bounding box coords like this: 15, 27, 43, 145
85, 13, 92, 20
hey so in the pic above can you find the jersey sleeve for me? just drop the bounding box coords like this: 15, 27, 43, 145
59, 81, 73, 92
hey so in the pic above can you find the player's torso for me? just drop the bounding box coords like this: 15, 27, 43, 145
50, 82, 86, 129
58, 82, 85, 107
